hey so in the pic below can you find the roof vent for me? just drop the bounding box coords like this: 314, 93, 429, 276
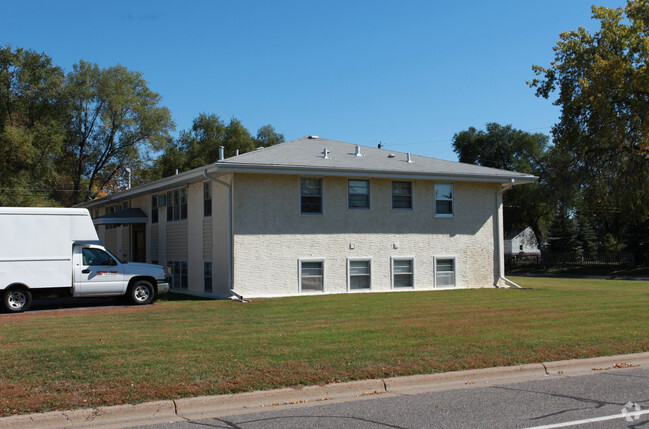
219, 146, 225, 161
355, 145, 363, 157
407, 153, 413, 163
308, 135, 319, 139
323, 148, 330, 159
388, 153, 396, 158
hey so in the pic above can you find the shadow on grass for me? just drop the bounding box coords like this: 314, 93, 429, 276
507, 263, 649, 280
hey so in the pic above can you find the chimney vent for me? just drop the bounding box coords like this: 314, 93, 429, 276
355, 145, 363, 157
407, 153, 413, 163
219, 146, 225, 160
323, 148, 330, 159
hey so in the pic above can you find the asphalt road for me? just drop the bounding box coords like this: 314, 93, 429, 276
135, 367, 649, 429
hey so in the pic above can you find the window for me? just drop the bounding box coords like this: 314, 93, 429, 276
392, 181, 412, 210
348, 259, 371, 290
82, 248, 115, 266
300, 178, 323, 215
203, 182, 212, 217
168, 260, 188, 289
392, 258, 414, 288
435, 184, 454, 216
151, 195, 159, 224
166, 187, 188, 222
204, 261, 213, 293
300, 260, 324, 292
435, 258, 456, 288
348, 179, 370, 209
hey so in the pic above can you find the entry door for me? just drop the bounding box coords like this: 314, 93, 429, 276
73, 247, 126, 296
132, 224, 146, 263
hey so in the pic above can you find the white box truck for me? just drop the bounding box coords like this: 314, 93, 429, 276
0, 207, 170, 312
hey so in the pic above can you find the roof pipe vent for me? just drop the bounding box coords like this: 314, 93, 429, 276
219, 146, 225, 161
323, 148, 330, 159
308, 135, 319, 139
407, 153, 413, 163
355, 145, 363, 157
235, 149, 239, 156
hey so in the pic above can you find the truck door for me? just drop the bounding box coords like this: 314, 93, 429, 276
73, 246, 126, 296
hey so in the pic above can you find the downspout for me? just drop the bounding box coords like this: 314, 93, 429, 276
497, 178, 522, 289
203, 169, 247, 301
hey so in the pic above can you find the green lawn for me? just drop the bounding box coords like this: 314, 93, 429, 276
2, 276, 649, 416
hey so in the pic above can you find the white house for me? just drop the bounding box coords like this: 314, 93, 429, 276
504, 226, 541, 256
80, 136, 536, 298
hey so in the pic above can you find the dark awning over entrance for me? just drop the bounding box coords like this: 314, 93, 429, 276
92, 208, 148, 225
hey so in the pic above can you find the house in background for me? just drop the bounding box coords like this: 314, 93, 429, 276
504, 226, 541, 256
80, 136, 536, 298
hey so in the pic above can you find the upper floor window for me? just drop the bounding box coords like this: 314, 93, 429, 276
435, 184, 454, 217
300, 178, 323, 215
151, 195, 159, 224
392, 181, 412, 210
348, 179, 370, 209
203, 182, 212, 217
166, 187, 188, 222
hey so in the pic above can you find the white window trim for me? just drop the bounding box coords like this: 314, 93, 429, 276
434, 256, 456, 289
298, 258, 325, 293
391, 257, 415, 289
434, 183, 455, 218
347, 257, 372, 292
391, 180, 414, 211
299, 177, 324, 216
348, 178, 371, 211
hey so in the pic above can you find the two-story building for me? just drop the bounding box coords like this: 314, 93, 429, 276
81, 136, 536, 298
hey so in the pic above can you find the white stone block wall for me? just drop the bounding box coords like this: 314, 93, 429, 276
231, 173, 500, 297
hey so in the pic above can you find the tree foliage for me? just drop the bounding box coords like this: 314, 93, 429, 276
0, 46, 65, 206
529, 0, 649, 240
154, 114, 284, 178
453, 123, 555, 246
62, 61, 174, 204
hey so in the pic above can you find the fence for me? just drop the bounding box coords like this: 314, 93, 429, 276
506, 252, 636, 267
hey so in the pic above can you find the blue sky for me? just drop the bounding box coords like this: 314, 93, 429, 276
2, 0, 627, 161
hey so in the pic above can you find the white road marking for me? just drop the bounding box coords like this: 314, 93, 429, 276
524, 409, 649, 428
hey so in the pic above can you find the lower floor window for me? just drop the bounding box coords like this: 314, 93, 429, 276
204, 261, 213, 293
392, 258, 414, 288
435, 258, 455, 288
168, 260, 188, 290
300, 260, 324, 292
349, 259, 371, 290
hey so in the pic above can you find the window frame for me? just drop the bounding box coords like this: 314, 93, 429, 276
167, 260, 189, 290
203, 260, 213, 293
391, 181, 413, 210
298, 258, 325, 293
166, 187, 188, 222
434, 256, 456, 288
434, 183, 454, 218
203, 182, 212, 218
299, 177, 324, 216
391, 257, 414, 289
347, 258, 372, 291
348, 179, 370, 210
151, 194, 159, 224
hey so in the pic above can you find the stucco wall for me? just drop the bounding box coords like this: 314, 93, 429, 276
231, 174, 499, 297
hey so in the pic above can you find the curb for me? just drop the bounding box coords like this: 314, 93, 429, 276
3, 352, 649, 428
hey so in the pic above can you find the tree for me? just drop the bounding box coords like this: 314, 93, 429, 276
529, 0, 649, 246
0, 45, 66, 206
62, 61, 174, 204
154, 114, 283, 178
452, 123, 555, 246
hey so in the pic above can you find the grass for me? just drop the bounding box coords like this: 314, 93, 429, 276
2, 276, 649, 416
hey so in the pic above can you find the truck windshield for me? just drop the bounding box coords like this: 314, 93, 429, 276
82, 248, 115, 266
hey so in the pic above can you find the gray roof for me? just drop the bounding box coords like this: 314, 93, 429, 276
216, 136, 536, 183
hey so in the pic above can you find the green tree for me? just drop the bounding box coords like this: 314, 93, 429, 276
0, 45, 66, 206
452, 123, 555, 246
61, 61, 174, 204
529, 0, 649, 245
154, 114, 283, 178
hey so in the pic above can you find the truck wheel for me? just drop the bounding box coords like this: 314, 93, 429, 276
128, 280, 155, 305
2, 289, 32, 313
